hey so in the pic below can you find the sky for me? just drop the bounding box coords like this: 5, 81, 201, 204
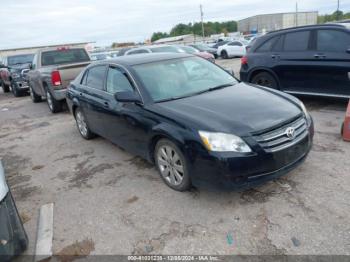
0, 0, 349, 49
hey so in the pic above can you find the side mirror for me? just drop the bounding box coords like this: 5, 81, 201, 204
114, 91, 142, 104
346, 48, 350, 54
224, 68, 234, 76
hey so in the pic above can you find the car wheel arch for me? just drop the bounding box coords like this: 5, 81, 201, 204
148, 129, 186, 163
248, 68, 281, 88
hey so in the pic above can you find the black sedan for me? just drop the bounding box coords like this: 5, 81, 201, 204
66, 53, 314, 191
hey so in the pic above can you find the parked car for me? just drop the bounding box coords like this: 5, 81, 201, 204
217, 40, 249, 59
0, 160, 28, 261
0, 54, 34, 97
90, 52, 112, 61
117, 47, 132, 56
66, 53, 313, 191
240, 23, 350, 98
210, 40, 229, 49
27, 47, 91, 113
124, 45, 184, 56
176, 45, 215, 63
189, 43, 218, 58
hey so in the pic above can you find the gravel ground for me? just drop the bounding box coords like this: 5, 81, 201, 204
1, 58, 349, 257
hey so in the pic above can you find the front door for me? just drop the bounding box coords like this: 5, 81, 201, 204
102, 65, 149, 157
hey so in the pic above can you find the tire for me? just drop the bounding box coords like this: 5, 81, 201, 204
75, 107, 95, 140
11, 82, 21, 97
29, 85, 42, 103
45, 87, 62, 113
251, 72, 278, 89
1, 81, 10, 93
154, 139, 191, 191
221, 50, 228, 59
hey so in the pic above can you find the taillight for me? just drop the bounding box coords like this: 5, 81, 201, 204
241, 56, 248, 65
51, 70, 62, 87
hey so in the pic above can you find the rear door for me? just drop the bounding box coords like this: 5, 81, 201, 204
79, 65, 109, 136
273, 30, 314, 93
312, 28, 350, 96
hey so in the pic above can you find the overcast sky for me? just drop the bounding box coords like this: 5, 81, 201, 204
0, 0, 348, 49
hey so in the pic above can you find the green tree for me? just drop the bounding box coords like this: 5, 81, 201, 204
151, 32, 169, 42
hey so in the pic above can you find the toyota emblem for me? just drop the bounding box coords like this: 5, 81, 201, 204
286, 127, 295, 140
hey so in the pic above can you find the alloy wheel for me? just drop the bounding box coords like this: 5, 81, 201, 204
76, 110, 88, 137
156, 145, 184, 186
46, 90, 53, 110
255, 77, 272, 87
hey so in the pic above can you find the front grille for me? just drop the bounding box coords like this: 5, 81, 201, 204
253, 116, 308, 152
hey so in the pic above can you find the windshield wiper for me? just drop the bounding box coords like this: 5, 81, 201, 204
207, 83, 234, 92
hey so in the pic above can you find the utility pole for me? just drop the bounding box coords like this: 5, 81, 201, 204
337, 0, 340, 21
200, 4, 205, 41
295, 2, 298, 27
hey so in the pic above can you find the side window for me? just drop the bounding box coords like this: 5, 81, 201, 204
85, 65, 106, 90
106, 67, 134, 94
317, 30, 350, 52
32, 54, 37, 69
256, 36, 279, 52
283, 31, 310, 51
228, 42, 242, 46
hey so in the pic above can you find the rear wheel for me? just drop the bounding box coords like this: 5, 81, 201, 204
154, 139, 191, 191
46, 88, 62, 113
75, 108, 95, 139
251, 72, 278, 89
29, 85, 42, 103
221, 50, 228, 59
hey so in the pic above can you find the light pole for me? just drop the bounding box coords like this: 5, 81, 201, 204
337, 0, 340, 21
200, 4, 205, 41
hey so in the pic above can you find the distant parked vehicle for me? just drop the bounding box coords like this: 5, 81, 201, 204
210, 40, 229, 49
240, 23, 350, 98
189, 43, 218, 58
0, 161, 28, 261
90, 53, 112, 61
117, 47, 132, 56
217, 40, 249, 59
176, 45, 215, 63
28, 47, 91, 113
0, 54, 34, 97
66, 53, 313, 191
124, 45, 184, 56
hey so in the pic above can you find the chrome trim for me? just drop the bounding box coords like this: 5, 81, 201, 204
285, 90, 350, 99
0, 160, 9, 202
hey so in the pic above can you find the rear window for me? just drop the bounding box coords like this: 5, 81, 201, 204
41, 49, 90, 66
317, 30, 350, 52
283, 31, 310, 51
7, 54, 34, 66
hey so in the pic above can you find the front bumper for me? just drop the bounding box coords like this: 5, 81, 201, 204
0, 191, 28, 261
13, 80, 29, 91
189, 125, 313, 191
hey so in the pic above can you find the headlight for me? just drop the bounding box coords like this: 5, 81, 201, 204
300, 102, 312, 124
199, 131, 251, 153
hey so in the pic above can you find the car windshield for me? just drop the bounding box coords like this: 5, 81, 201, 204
7, 54, 34, 66
133, 57, 238, 102
41, 48, 90, 66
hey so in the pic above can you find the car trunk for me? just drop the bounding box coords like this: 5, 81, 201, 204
57, 61, 90, 88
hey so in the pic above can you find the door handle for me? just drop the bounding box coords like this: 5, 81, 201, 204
79, 92, 83, 96
271, 54, 280, 59
314, 54, 326, 59
103, 102, 109, 108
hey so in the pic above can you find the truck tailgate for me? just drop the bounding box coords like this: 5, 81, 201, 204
57, 62, 90, 88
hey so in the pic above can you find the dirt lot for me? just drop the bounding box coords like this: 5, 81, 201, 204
1, 58, 350, 256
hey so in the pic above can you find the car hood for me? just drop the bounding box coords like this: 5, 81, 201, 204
147, 82, 302, 136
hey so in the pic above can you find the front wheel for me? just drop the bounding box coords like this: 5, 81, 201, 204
46, 89, 62, 113
1, 82, 10, 93
154, 139, 191, 191
11, 82, 21, 97
251, 72, 278, 89
29, 85, 42, 103
221, 50, 228, 59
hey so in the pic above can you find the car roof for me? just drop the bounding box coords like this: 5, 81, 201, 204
267, 23, 349, 36
90, 52, 194, 66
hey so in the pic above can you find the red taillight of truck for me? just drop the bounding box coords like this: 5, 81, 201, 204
51, 70, 62, 87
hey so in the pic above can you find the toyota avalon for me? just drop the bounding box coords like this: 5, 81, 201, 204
66, 53, 314, 191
